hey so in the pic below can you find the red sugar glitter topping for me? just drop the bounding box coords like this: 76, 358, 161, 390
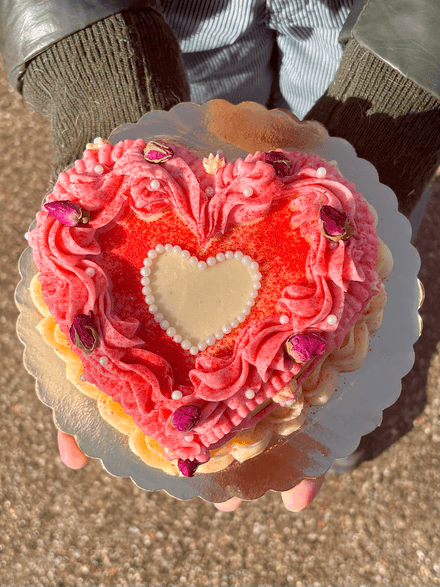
98, 197, 309, 374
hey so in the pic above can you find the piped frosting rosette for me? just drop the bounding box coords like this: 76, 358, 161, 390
29, 138, 384, 475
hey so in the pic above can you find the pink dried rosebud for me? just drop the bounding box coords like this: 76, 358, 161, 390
143, 140, 174, 163
285, 333, 326, 363
69, 312, 99, 354
44, 201, 90, 227
319, 205, 352, 241
172, 405, 202, 432
178, 458, 199, 477
263, 151, 292, 177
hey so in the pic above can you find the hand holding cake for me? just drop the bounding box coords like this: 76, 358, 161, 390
57, 429, 325, 512
6, 0, 433, 507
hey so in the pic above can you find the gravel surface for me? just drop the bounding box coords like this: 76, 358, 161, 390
1, 59, 439, 587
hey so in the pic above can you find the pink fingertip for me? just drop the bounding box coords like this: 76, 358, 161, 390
213, 497, 243, 512
57, 430, 90, 470
282, 475, 325, 512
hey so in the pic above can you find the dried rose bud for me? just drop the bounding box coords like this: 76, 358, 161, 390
178, 458, 199, 477
263, 151, 292, 177
171, 405, 202, 432
143, 140, 174, 163
69, 312, 99, 354
285, 333, 326, 363
44, 201, 90, 227
319, 205, 352, 241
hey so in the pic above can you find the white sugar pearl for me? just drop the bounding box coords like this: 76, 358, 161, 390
189, 256, 198, 265
207, 257, 216, 266
80, 374, 87, 382
172, 390, 182, 400
279, 315, 289, 325
253, 272, 262, 281
205, 187, 214, 196
141, 277, 150, 285
173, 245, 182, 254
246, 299, 255, 307
160, 320, 170, 330
24, 232, 30, 240
317, 167, 327, 178
155, 244, 165, 253
241, 306, 251, 316
216, 252, 225, 262
140, 267, 151, 276
165, 243, 173, 252
94, 164, 104, 174
225, 251, 234, 259
184, 434, 194, 442
241, 255, 252, 265
197, 261, 207, 270
230, 319, 239, 329
234, 251, 243, 260
285, 399, 295, 407
99, 356, 109, 366
181, 340, 191, 350
181, 250, 190, 259
197, 341, 207, 351
150, 179, 160, 190
327, 314, 337, 325
253, 281, 261, 290
173, 334, 182, 343
222, 324, 232, 334
145, 294, 155, 305
249, 290, 258, 299
214, 331, 224, 340
243, 187, 253, 197
249, 262, 259, 271
93, 137, 102, 144
143, 258, 153, 267
245, 390, 255, 399
154, 312, 164, 322
148, 304, 158, 314
237, 314, 246, 323
189, 346, 199, 356
85, 267, 95, 277
148, 249, 157, 259
205, 335, 216, 346
166, 327, 176, 337
142, 286, 152, 295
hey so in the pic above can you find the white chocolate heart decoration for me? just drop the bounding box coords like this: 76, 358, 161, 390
140, 245, 261, 354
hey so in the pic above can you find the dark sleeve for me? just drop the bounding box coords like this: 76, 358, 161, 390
0, 0, 160, 93
305, 0, 440, 217
339, 0, 440, 102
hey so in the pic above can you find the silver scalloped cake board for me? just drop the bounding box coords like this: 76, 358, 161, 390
15, 102, 422, 503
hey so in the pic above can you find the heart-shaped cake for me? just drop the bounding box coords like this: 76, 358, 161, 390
29, 138, 389, 476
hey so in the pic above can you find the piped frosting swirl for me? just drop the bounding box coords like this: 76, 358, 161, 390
29, 140, 380, 466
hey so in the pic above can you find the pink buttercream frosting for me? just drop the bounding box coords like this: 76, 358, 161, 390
29, 139, 380, 466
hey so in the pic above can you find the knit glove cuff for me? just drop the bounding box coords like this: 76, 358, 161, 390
22, 9, 190, 188
305, 40, 440, 216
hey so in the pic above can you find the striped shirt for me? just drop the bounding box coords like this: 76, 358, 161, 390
160, 0, 355, 118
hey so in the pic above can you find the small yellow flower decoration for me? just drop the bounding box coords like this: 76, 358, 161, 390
203, 153, 226, 175
86, 137, 110, 150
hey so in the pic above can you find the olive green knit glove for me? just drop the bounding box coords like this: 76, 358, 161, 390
22, 9, 190, 189
305, 40, 440, 217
